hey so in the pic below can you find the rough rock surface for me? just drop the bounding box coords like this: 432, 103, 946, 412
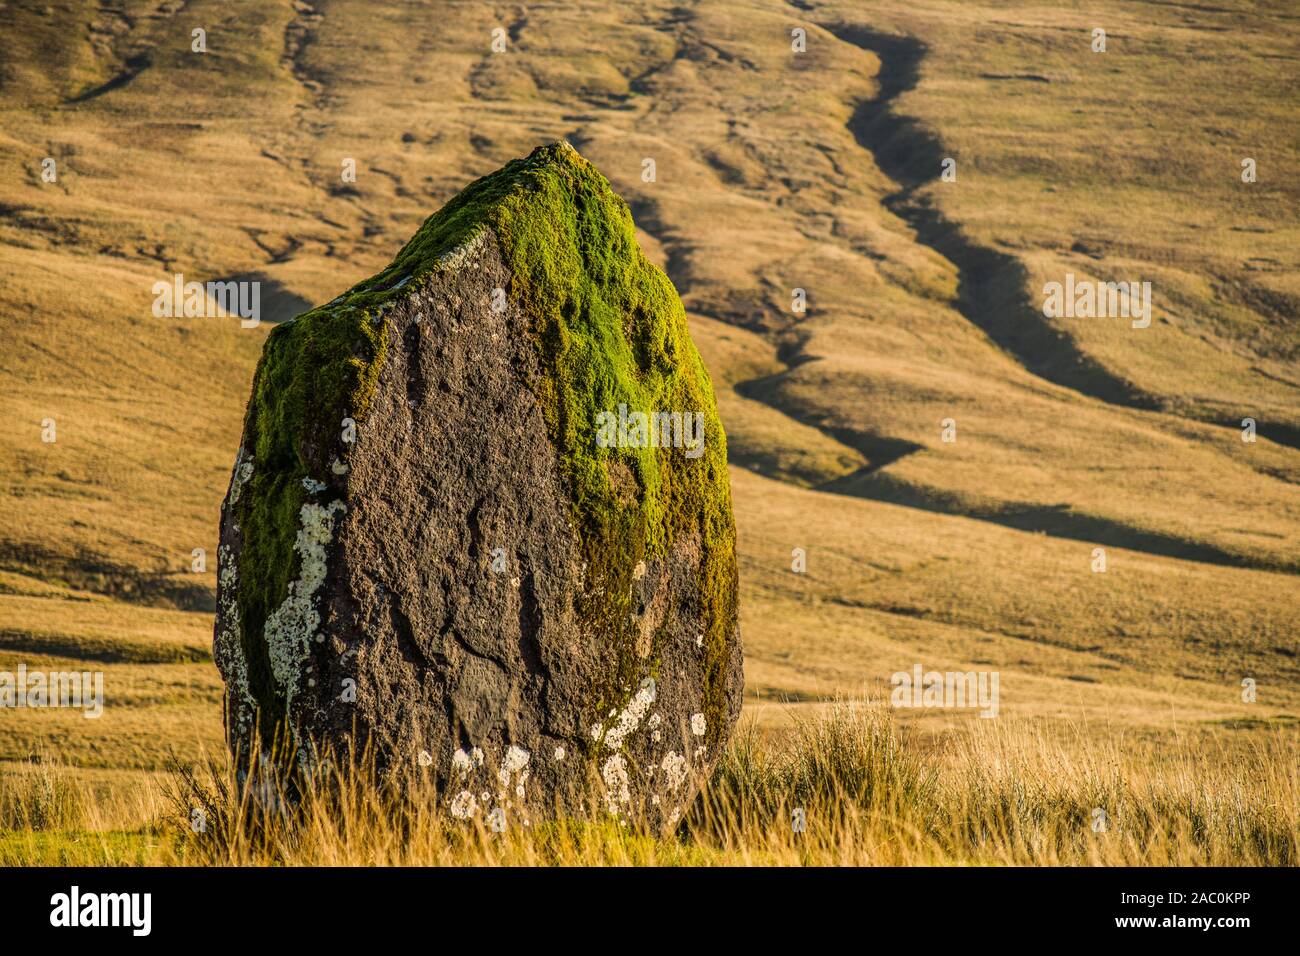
214, 142, 741, 830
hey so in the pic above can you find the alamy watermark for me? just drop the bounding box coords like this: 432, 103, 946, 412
152, 274, 261, 328
50, 886, 150, 936
595, 403, 705, 458
890, 664, 999, 718
1042, 273, 1151, 329
0, 664, 103, 718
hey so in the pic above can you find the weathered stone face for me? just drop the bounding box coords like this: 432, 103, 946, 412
214, 142, 741, 831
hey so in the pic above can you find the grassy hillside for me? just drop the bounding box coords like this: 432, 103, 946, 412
0, 0, 1295, 862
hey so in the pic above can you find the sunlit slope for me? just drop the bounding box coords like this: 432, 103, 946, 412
0, 0, 1294, 793
844, 1, 1299, 442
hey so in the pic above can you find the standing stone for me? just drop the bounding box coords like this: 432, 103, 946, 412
213, 142, 741, 831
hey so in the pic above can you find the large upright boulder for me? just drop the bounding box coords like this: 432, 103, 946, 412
213, 142, 741, 830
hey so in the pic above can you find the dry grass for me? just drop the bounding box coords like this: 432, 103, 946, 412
0, 760, 86, 832
2, 704, 1292, 866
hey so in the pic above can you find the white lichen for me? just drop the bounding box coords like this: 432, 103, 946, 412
437, 230, 486, 270
661, 751, 687, 792
602, 754, 631, 815
602, 678, 657, 751
264, 500, 347, 704
497, 745, 530, 793
452, 748, 472, 777
503, 746, 530, 772
691, 712, 707, 737
301, 477, 327, 494
553, 746, 566, 762
450, 791, 477, 819
330, 456, 349, 476
228, 447, 254, 505
214, 545, 256, 736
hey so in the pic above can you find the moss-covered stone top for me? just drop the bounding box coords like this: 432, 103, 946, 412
230, 141, 736, 749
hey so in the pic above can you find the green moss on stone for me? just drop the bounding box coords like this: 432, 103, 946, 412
231, 141, 737, 751
234, 290, 391, 742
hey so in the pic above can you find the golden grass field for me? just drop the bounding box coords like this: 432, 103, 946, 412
0, 0, 1296, 864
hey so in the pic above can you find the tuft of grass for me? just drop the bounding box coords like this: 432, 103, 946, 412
0, 759, 86, 831
131, 703, 1300, 866
1, 704, 1293, 865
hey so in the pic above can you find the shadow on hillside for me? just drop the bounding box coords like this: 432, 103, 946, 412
817, 467, 1291, 573
830, 25, 1300, 455
827, 25, 1161, 412
0, 544, 215, 612
735, 373, 923, 474
222, 273, 315, 325
0, 629, 210, 665
66, 54, 153, 104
